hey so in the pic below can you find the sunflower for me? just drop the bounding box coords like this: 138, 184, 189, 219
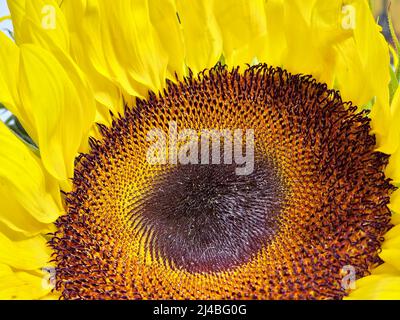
0, 0, 399, 300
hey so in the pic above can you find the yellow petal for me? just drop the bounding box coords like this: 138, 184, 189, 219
0, 122, 61, 229
40, 292, 61, 300
371, 262, 400, 275
0, 263, 12, 276
386, 146, 400, 185
9, 0, 69, 51
280, 0, 344, 86
62, 0, 128, 104
0, 233, 50, 270
0, 187, 50, 237
60, 0, 123, 114
256, 0, 286, 67
384, 87, 400, 181
393, 214, 400, 226
0, 29, 96, 188
351, 0, 390, 112
380, 249, 400, 272
0, 33, 18, 110
389, 189, 400, 215
383, 224, 400, 241
10, 0, 117, 131
98, 0, 168, 96
380, 225, 400, 273
176, 0, 222, 74
347, 275, 400, 300
9, 0, 97, 145
0, 32, 30, 133
213, 0, 266, 67
19, 44, 95, 187
6, 0, 25, 43
48, 49, 98, 153
69, 36, 123, 117
281, 0, 321, 75
333, 0, 391, 152
0, 267, 50, 299
149, 0, 186, 79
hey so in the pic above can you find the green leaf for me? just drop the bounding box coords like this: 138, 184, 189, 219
389, 65, 399, 103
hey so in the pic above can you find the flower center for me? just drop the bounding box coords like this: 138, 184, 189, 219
51, 64, 394, 300
142, 159, 286, 273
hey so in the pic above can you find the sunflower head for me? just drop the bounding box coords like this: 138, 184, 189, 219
48, 64, 395, 300
0, 0, 400, 300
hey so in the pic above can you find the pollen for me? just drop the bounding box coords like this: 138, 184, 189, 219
50, 64, 394, 300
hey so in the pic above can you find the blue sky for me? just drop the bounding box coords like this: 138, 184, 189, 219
0, 0, 12, 35
0, 0, 12, 123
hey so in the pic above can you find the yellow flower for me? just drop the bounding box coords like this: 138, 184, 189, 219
0, 0, 399, 299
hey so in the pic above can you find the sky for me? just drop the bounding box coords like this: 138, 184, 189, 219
0, 0, 12, 123
0, 0, 11, 30
0, 0, 12, 36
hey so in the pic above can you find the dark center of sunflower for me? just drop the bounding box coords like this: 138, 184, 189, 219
51, 64, 394, 300
141, 159, 285, 273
